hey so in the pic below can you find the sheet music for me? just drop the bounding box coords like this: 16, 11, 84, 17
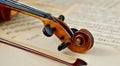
0, 0, 120, 66
35, 0, 120, 10
64, 4, 120, 49
62, 4, 120, 66
13, 0, 120, 50
0, 13, 61, 51
0, 14, 66, 66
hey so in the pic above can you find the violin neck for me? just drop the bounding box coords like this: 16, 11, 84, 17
0, 0, 52, 19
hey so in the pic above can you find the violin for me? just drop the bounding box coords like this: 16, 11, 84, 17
0, 0, 94, 53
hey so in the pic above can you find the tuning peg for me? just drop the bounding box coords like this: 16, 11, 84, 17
58, 41, 70, 51
71, 28, 78, 33
58, 15, 65, 21
43, 24, 56, 37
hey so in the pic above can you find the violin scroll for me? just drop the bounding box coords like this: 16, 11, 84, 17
69, 29, 94, 53
57, 27, 94, 53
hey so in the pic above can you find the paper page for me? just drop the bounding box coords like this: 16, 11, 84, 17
0, 12, 74, 65
0, 0, 120, 66
0, 0, 70, 65
64, 4, 120, 49
38, 0, 120, 10
62, 4, 120, 66
0, 13, 61, 51
0, 13, 72, 66
77, 0, 120, 10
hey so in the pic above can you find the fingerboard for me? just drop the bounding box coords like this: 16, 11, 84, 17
0, 0, 52, 19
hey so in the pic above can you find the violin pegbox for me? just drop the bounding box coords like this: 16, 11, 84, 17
42, 15, 65, 37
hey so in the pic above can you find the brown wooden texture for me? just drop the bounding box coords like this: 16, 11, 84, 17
0, 6, 11, 21
0, 3, 18, 21
69, 29, 94, 53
